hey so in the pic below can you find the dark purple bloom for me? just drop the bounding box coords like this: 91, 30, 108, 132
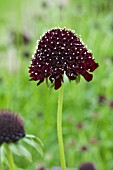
37, 165, 45, 170
90, 137, 99, 145
22, 34, 30, 44
80, 145, 88, 152
109, 101, 113, 109
0, 110, 25, 145
79, 162, 96, 170
98, 95, 106, 104
76, 122, 84, 129
29, 28, 99, 90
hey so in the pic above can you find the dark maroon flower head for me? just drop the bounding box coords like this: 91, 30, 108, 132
98, 95, 106, 104
109, 101, 113, 109
0, 110, 25, 145
80, 145, 88, 152
90, 137, 98, 145
79, 162, 96, 170
76, 122, 84, 129
37, 165, 45, 170
29, 28, 99, 90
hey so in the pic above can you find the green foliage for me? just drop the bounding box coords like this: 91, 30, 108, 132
0, 135, 43, 170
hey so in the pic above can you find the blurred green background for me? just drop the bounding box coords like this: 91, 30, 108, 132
0, 0, 113, 169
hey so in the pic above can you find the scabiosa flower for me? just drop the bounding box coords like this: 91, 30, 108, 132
29, 28, 99, 90
76, 122, 84, 129
79, 162, 96, 170
89, 137, 98, 145
80, 145, 88, 152
37, 165, 45, 170
109, 101, 113, 109
98, 95, 106, 104
0, 110, 25, 145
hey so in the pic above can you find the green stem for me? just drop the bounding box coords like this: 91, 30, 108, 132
0, 147, 3, 170
5, 145, 15, 170
57, 85, 66, 170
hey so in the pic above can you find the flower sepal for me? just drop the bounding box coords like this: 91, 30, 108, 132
46, 78, 54, 89
75, 74, 81, 85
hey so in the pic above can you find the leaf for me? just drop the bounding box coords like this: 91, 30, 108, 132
9, 144, 32, 162
26, 134, 43, 147
17, 145, 32, 162
0, 145, 8, 167
75, 75, 81, 84
23, 138, 43, 156
1, 144, 14, 168
16, 168, 24, 170
46, 78, 54, 89
9, 144, 21, 156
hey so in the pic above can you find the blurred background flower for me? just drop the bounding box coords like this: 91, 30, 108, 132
0, 110, 43, 170
79, 162, 96, 170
